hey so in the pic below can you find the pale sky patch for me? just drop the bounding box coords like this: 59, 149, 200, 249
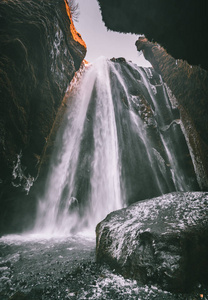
75, 0, 152, 67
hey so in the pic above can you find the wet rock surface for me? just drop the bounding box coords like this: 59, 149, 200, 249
0, 234, 206, 299
96, 192, 208, 293
136, 37, 208, 190
0, 0, 86, 234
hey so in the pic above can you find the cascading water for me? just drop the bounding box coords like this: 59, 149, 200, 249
34, 57, 123, 236
34, 56, 198, 236
0, 57, 201, 300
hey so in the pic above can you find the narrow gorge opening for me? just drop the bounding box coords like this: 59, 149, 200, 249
75, 0, 151, 66
0, 0, 207, 299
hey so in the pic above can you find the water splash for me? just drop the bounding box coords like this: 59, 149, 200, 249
12, 150, 34, 194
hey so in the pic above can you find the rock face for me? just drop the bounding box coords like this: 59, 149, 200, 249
96, 192, 208, 292
136, 37, 208, 190
97, 0, 208, 70
0, 0, 86, 234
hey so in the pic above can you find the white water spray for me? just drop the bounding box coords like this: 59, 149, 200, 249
34, 57, 123, 236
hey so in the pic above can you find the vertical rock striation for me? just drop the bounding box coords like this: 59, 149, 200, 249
136, 37, 208, 190
0, 0, 86, 233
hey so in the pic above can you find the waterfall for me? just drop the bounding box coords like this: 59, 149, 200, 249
34, 57, 197, 236
34, 57, 123, 236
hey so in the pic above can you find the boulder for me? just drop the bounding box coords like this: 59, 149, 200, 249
96, 192, 208, 292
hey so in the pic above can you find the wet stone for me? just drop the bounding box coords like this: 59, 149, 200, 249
96, 192, 208, 293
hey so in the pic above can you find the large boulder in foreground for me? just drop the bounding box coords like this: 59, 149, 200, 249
96, 192, 208, 292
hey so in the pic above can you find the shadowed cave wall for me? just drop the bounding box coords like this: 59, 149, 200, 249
0, 0, 86, 234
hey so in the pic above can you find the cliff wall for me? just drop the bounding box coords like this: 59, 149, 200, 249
136, 37, 208, 190
0, 0, 86, 233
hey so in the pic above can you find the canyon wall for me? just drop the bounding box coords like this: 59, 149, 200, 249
97, 0, 208, 70
0, 0, 86, 234
135, 37, 208, 190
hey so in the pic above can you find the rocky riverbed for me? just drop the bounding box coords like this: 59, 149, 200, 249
0, 233, 207, 299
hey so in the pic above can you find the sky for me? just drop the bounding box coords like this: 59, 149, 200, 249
74, 0, 151, 67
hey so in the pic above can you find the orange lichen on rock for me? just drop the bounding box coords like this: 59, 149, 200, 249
64, 0, 86, 49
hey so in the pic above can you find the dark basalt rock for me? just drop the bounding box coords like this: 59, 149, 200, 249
110, 57, 126, 63
136, 37, 208, 190
0, 0, 86, 234
97, 0, 208, 70
96, 192, 208, 293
